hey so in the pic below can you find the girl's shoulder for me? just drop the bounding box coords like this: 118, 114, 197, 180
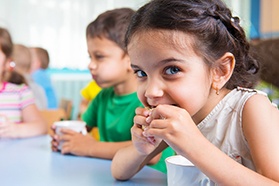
236, 86, 277, 108
3, 82, 29, 93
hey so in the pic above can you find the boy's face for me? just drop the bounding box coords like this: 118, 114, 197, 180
87, 36, 130, 88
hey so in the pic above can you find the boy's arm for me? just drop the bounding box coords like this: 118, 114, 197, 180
111, 141, 168, 181
59, 130, 162, 163
58, 130, 131, 158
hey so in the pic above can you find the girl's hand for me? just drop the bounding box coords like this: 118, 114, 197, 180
131, 107, 162, 155
58, 128, 96, 156
0, 116, 19, 138
144, 105, 202, 155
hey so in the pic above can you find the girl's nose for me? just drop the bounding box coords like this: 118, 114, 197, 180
144, 80, 164, 99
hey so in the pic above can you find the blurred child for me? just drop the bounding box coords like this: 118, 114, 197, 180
0, 27, 47, 138
77, 80, 101, 120
51, 8, 174, 173
29, 47, 58, 109
78, 80, 101, 140
13, 44, 48, 110
111, 0, 279, 184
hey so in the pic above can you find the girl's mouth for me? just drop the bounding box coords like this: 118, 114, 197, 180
147, 104, 179, 109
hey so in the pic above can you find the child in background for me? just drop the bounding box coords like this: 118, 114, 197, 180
78, 80, 101, 140
0, 27, 47, 138
77, 80, 101, 120
111, 0, 279, 184
13, 44, 48, 110
29, 47, 58, 109
51, 8, 174, 173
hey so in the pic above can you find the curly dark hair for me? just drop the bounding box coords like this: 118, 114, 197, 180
125, 0, 260, 89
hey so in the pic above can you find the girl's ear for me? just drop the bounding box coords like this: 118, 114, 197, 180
212, 52, 235, 90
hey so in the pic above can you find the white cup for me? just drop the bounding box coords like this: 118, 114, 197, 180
166, 155, 215, 186
54, 120, 87, 150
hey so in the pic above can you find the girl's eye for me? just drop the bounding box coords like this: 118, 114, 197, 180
165, 66, 180, 75
135, 70, 147, 78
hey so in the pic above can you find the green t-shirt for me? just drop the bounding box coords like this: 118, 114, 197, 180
82, 87, 142, 142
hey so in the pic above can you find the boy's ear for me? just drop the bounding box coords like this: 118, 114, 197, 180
212, 52, 235, 89
123, 53, 133, 71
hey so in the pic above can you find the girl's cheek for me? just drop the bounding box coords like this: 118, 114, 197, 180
137, 89, 146, 103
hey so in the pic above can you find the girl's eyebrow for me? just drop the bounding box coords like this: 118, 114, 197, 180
154, 57, 185, 68
159, 57, 184, 64
131, 64, 139, 69
131, 57, 185, 69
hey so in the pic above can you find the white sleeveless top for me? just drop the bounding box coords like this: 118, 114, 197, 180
197, 87, 271, 171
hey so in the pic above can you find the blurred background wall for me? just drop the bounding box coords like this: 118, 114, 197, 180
0, 0, 276, 118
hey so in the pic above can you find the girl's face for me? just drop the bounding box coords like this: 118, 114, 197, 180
87, 36, 131, 88
128, 30, 216, 123
0, 49, 8, 77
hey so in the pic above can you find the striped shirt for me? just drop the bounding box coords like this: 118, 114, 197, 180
0, 82, 35, 123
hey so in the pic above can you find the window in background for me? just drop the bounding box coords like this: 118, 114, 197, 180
0, 0, 148, 69
224, 0, 251, 36
0, 0, 250, 69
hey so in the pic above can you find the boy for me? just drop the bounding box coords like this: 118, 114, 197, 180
51, 8, 174, 173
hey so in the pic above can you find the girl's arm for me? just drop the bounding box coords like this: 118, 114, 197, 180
111, 141, 168, 181
17, 104, 47, 137
188, 94, 279, 185
241, 94, 279, 183
145, 102, 279, 185
0, 104, 47, 138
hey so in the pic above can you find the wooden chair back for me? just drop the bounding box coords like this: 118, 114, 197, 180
59, 98, 73, 120
40, 108, 66, 134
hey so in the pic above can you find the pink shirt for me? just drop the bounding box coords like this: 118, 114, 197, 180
0, 82, 35, 123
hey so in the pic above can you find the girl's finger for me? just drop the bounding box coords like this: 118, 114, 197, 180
135, 107, 150, 117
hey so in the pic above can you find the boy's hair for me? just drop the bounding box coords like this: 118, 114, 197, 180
126, 0, 260, 89
13, 44, 31, 73
30, 47, 50, 69
86, 8, 135, 53
0, 27, 26, 85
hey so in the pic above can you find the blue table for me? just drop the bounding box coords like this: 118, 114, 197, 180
0, 135, 167, 186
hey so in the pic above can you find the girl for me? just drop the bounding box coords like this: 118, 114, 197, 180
0, 27, 47, 138
111, 0, 279, 185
